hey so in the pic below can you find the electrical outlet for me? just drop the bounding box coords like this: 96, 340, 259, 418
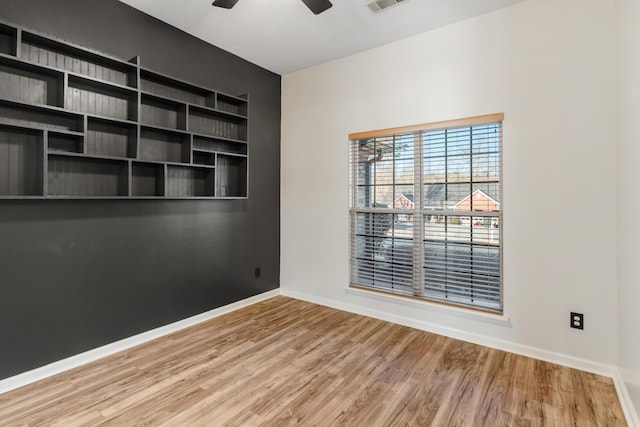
570, 312, 584, 330
254, 267, 261, 278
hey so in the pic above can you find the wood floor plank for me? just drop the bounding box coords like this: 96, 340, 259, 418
0, 379, 76, 422
0, 296, 627, 427
474, 351, 512, 425
96, 382, 209, 426
2, 367, 139, 426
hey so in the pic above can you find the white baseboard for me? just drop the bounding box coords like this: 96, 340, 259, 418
614, 372, 640, 427
0, 289, 279, 396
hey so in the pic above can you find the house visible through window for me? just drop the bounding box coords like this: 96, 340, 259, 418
349, 114, 503, 312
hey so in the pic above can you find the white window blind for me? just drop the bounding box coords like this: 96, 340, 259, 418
349, 114, 503, 312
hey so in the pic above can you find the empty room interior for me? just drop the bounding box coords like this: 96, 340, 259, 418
0, 0, 638, 425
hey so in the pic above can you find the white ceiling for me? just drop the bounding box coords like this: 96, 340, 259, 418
118, 0, 525, 75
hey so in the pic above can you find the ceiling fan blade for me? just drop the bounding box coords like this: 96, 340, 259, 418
300, 0, 333, 15
212, 0, 240, 9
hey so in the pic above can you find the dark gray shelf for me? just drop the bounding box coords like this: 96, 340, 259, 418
193, 136, 247, 155
0, 124, 44, 196
140, 68, 214, 107
166, 165, 215, 198
0, 55, 64, 107
217, 93, 248, 117
21, 30, 137, 87
139, 126, 190, 164
190, 130, 247, 145
0, 20, 249, 199
132, 161, 164, 197
0, 98, 84, 132
216, 154, 247, 198
141, 92, 187, 131
47, 153, 129, 197
48, 130, 83, 154
66, 74, 138, 121
86, 117, 136, 159
188, 104, 247, 141
0, 23, 17, 56
192, 150, 215, 166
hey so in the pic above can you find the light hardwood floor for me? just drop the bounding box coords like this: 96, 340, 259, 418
0, 296, 626, 426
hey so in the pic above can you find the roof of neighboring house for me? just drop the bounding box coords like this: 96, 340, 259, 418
400, 193, 414, 203
453, 189, 500, 209
388, 193, 415, 208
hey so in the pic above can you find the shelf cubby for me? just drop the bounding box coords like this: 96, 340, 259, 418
0, 20, 249, 199
216, 93, 247, 117
188, 105, 247, 141
0, 99, 83, 132
141, 93, 187, 130
0, 56, 64, 107
47, 154, 128, 197
139, 127, 190, 164
0, 124, 44, 197
192, 150, 215, 166
0, 23, 17, 56
132, 161, 165, 197
47, 130, 83, 154
86, 117, 136, 159
140, 68, 215, 107
66, 75, 137, 121
21, 31, 137, 87
166, 164, 215, 198
216, 154, 247, 198
193, 135, 247, 155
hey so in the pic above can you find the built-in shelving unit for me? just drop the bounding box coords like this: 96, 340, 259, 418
0, 21, 248, 199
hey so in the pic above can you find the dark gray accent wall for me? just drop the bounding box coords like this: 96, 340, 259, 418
0, 0, 280, 380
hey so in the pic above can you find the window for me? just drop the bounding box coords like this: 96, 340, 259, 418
349, 114, 503, 312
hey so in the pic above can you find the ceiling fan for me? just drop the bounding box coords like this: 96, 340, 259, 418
212, 0, 333, 15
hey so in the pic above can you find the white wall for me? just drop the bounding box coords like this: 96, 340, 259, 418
281, 0, 618, 368
617, 0, 640, 417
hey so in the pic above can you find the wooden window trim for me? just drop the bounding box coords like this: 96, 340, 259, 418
349, 113, 504, 140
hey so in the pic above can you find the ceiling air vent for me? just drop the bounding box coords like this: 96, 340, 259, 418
368, 0, 408, 13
